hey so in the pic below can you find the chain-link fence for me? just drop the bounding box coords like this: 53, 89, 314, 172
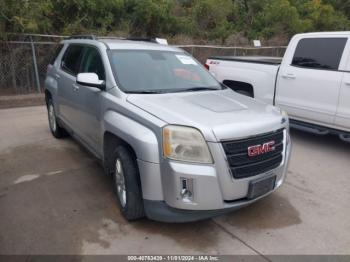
0, 34, 65, 96
0, 34, 287, 96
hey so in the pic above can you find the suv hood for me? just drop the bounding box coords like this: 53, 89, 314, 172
127, 89, 285, 142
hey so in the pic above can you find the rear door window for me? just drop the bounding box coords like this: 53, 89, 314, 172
61, 45, 84, 75
292, 38, 347, 70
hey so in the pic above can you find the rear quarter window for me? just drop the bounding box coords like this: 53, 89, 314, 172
49, 44, 64, 65
292, 38, 347, 70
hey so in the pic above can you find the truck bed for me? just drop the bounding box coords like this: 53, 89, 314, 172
209, 56, 282, 65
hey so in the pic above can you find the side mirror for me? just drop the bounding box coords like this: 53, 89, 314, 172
76, 73, 105, 89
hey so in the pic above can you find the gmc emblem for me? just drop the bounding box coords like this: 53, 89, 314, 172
248, 141, 275, 157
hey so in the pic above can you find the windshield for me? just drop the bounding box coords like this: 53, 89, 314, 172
108, 50, 222, 93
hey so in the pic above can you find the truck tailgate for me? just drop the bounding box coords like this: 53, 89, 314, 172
209, 56, 282, 65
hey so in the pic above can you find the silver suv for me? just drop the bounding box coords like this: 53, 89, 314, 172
45, 35, 291, 222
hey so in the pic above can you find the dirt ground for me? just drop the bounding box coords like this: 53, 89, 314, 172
0, 94, 45, 109
0, 106, 349, 257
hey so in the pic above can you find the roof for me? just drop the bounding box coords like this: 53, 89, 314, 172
101, 39, 182, 52
62, 36, 182, 52
295, 31, 350, 37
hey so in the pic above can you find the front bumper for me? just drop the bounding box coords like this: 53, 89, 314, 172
138, 130, 292, 222
144, 199, 249, 223
143, 187, 277, 223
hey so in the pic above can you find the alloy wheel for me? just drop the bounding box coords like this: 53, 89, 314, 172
115, 158, 127, 207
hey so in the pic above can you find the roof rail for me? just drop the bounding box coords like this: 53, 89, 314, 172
66, 35, 168, 45
97, 36, 125, 40
68, 34, 96, 40
126, 37, 157, 43
126, 37, 168, 45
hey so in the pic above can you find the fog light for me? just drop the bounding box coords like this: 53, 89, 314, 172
276, 176, 285, 189
180, 177, 193, 202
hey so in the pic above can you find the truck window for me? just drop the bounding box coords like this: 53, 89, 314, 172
61, 45, 84, 76
292, 38, 347, 70
80, 47, 105, 81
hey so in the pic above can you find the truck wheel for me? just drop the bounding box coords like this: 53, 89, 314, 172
47, 98, 67, 138
112, 145, 145, 220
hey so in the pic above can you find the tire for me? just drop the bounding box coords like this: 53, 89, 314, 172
340, 134, 350, 143
111, 145, 145, 220
47, 98, 67, 138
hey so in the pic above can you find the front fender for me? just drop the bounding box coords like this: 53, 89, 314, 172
103, 110, 160, 163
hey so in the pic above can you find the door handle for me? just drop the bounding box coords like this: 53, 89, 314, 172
72, 84, 80, 91
344, 82, 350, 86
282, 73, 296, 79
54, 74, 60, 80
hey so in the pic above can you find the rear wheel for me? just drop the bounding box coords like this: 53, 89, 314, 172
340, 134, 350, 143
112, 145, 144, 220
47, 98, 67, 138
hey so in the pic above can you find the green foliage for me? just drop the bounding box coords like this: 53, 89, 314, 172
294, 0, 350, 31
192, 0, 234, 41
249, 0, 304, 39
50, 0, 125, 34
0, 0, 53, 33
1, 0, 350, 42
127, 0, 176, 37
324, 0, 350, 18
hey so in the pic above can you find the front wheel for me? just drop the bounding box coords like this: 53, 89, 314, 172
112, 145, 144, 220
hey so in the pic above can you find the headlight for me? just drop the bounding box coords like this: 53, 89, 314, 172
162, 125, 213, 164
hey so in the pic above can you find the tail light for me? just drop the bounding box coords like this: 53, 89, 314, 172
204, 63, 209, 70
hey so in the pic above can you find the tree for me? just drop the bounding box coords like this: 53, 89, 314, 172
50, 0, 124, 34
250, 0, 306, 39
322, 0, 350, 19
0, 0, 53, 34
293, 0, 350, 31
1, 0, 350, 43
127, 0, 176, 37
192, 0, 234, 42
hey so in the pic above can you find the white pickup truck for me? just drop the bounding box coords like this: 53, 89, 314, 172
206, 32, 350, 142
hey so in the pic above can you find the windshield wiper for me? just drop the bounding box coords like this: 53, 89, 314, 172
126, 90, 165, 94
175, 87, 220, 92
126, 86, 222, 94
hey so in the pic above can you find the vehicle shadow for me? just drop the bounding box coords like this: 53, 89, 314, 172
290, 128, 350, 153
